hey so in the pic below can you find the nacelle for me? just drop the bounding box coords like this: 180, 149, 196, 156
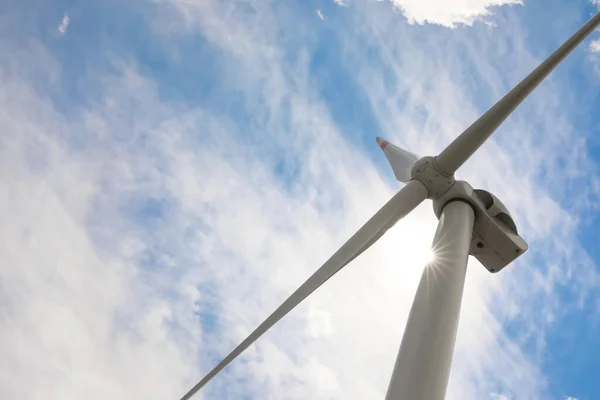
432, 181, 528, 273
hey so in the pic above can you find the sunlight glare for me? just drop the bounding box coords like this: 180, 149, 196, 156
425, 249, 437, 265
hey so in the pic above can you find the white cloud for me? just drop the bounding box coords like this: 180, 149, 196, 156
58, 14, 69, 35
389, 0, 523, 27
317, 9, 325, 20
0, 63, 203, 400
305, 305, 335, 338
589, 39, 600, 52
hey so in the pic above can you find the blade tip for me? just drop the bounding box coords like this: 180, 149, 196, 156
376, 137, 389, 150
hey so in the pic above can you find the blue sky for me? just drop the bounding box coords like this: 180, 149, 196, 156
2, 0, 600, 399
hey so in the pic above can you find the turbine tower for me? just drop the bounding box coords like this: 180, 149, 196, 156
181, 11, 600, 400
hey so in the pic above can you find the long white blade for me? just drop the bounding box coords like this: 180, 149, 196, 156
435, 11, 600, 175
180, 179, 428, 400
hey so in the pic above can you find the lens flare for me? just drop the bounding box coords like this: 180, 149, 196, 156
425, 249, 437, 265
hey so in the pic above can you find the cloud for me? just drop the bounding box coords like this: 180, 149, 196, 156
58, 14, 69, 35
1, 1, 599, 400
0, 59, 203, 399
317, 9, 325, 20
388, 0, 523, 27
589, 39, 600, 52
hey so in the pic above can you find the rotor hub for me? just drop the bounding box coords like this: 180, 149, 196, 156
410, 156, 455, 199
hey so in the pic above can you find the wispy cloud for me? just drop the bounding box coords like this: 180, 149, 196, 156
317, 9, 325, 20
589, 39, 600, 52
58, 14, 69, 35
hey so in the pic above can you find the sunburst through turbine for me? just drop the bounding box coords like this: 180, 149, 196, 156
181, 11, 600, 400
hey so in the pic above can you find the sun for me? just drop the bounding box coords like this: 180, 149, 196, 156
424, 249, 437, 265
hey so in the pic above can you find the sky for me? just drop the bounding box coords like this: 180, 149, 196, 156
2, 0, 600, 399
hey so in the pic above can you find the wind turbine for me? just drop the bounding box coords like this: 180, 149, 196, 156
181, 11, 600, 400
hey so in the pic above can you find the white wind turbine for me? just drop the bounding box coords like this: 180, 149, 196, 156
181, 11, 600, 400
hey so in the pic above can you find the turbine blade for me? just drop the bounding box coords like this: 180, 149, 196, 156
376, 137, 420, 183
435, 11, 600, 175
180, 179, 428, 400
